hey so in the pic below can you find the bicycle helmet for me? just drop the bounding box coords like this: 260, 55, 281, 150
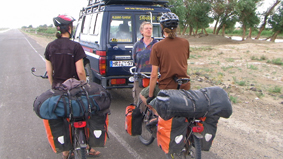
53, 14, 75, 27
160, 12, 179, 29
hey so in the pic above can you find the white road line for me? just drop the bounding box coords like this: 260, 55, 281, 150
24, 37, 45, 62
108, 126, 143, 159
0, 29, 10, 33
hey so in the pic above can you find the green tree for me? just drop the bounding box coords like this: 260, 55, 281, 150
268, 1, 283, 42
168, 0, 187, 34
255, 0, 281, 39
211, 0, 237, 36
183, 0, 213, 35
236, 0, 261, 41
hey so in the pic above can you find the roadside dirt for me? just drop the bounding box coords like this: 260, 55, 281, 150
24, 32, 283, 159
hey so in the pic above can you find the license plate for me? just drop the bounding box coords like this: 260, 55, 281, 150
110, 60, 133, 67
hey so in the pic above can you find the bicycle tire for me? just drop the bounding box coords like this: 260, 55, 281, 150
187, 135, 201, 159
73, 130, 87, 159
137, 100, 155, 145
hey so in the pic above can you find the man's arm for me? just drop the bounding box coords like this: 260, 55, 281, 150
45, 60, 53, 85
148, 65, 159, 97
75, 59, 86, 81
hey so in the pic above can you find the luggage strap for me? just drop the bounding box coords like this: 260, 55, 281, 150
199, 88, 210, 118
181, 90, 197, 118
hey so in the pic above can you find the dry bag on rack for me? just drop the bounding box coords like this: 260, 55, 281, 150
151, 86, 232, 120
125, 104, 142, 136
157, 116, 188, 154
33, 78, 111, 119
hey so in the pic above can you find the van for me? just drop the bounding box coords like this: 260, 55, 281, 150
74, 0, 170, 89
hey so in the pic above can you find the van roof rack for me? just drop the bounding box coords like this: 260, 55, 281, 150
88, 0, 169, 6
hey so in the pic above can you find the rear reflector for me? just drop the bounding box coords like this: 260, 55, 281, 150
192, 126, 204, 133
73, 121, 87, 128
111, 79, 126, 85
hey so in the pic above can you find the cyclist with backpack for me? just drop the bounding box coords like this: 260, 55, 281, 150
44, 14, 100, 159
139, 12, 190, 115
132, 21, 158, 105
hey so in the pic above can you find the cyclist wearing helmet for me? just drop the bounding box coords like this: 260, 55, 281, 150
44, 15, 100, 158
45, 14, 86, 88
139, 12, 190, 114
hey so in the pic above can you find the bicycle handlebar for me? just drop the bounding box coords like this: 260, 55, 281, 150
129, 66, 153, 79
31, 67, 48, 79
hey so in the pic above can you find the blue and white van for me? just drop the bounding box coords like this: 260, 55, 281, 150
74, 0, 170, 89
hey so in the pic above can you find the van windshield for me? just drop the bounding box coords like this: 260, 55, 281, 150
136, 14, 162, 41
109, 15, 132, 43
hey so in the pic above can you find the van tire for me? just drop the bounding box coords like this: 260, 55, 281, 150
85, 63, 94, 83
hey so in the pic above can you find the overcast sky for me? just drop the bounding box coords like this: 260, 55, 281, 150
0, 0, 278, 28
0, 0, 88, 28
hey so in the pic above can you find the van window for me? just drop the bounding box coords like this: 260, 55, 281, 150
136, 14, 162, 40
89, 13, 97, 34
83, 14, 92, 34
109, 15, 132, 43
74, 20, 82, 39
94, 13, 103, 35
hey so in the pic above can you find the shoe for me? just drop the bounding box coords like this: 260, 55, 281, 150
87, 148, 101, 157
146, 117, 158, 136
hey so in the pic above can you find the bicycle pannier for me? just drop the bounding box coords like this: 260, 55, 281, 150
125, 104, 142, 136
157, 116, 188, 154
88, 111, 109, 147
43, 119, 72, 153
33, 78, 111, 119
200, 114, 219, 151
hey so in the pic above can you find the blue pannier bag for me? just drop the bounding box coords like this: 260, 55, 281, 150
33, 78, 111, 119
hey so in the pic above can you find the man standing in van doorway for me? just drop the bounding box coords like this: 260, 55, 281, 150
139, 12, 190, 115
132, 21, 158, 106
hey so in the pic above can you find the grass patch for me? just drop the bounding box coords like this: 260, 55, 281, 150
232, 76, 246, 86
191, 46, 213, 52
225, 58, 235, 62
190, 55, 203, 59
260, 55, 267, 60
267, 58, 283, 65
247, 64, 258, 70
268, 86, 282, 93
221, 66, 234, 71
230, 95, 238, 104
256, 92, 265, 98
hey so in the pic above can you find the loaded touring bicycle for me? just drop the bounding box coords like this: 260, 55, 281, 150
73, 0, 170, 89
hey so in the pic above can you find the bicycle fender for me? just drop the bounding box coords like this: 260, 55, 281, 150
193, 132, 203, 139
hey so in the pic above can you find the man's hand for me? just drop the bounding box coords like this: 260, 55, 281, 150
146, 96, 155, 105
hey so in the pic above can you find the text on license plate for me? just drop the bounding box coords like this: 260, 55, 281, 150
110, 60, 133, 67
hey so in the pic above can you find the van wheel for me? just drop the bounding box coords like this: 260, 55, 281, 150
85, 63, 93, 83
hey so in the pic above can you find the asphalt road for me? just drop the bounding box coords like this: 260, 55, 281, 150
0, 29, 220, 159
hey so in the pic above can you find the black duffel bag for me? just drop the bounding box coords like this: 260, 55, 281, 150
33, 78, 111, 119
151, 86, 232, 120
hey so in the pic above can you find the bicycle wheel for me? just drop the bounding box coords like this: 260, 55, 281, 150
138, 101, 155, 145
187, 135, 201, 159
73, 129, 87, 159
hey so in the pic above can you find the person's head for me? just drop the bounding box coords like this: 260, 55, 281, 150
53, 14, 75, 39
140, 21, 153, 38
159, 12, 179, 39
